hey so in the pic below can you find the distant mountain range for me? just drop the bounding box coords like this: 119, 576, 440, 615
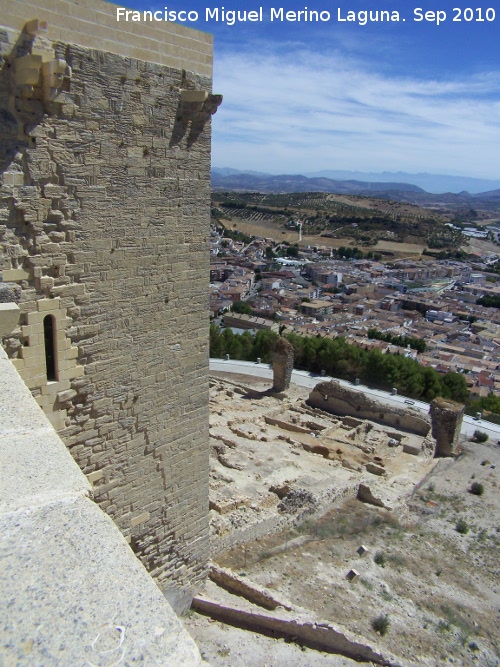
304, 170, 500, 195
212, 168, 500, 197
212, 171, 425, 197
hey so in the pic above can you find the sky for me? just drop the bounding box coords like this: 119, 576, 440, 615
114, 0, 500, 179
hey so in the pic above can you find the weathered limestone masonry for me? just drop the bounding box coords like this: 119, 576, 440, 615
430, 397, 465, 457
0, 0, 220, 611
308, 381, 431, 437
272, 336, 294, 393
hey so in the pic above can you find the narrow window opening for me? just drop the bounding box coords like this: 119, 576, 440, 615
43, 314, 57, 381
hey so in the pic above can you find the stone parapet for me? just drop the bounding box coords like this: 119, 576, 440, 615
1, 0, 213, 76
0, 347, 206, 666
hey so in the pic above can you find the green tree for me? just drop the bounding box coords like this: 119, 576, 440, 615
240, 330, 255, 360
231, 301, 252, 315
422, 367, 443, 401
363, 349, 386, 385
253, 330, 279, 363
468, 392, 500, 417
441, 372, 469, 403
209, 323, 222, 357
477, 295, 500, 308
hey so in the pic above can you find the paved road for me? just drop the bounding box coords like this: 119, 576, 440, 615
209, 358, 500, 441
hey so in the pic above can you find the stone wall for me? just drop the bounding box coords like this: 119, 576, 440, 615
1, 0, 213, 76
308, 381, 431, 436
0, 0, 216, 611
272, 336, 294, 393
430, 397, 464, 457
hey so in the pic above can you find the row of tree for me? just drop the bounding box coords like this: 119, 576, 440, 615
476, 295, 500, 308
367, 328, 426, 353
210, 326, 279, 364
210, 325, 470, 404
330, 246, 383, 261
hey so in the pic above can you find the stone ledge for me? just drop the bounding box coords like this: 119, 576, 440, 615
0, 302, 20, 337
209, 564, 293, 611
0, 347, 207, 666
1, 497, 207, 666
0, 350, 51, 433
192, 594, 410, 667
0, 428, 91, 513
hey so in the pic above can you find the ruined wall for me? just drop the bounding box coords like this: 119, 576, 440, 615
430, 397, 464, 457
308, 381, 431, 436
272, 336, 294, 393
0, 0, 217, 611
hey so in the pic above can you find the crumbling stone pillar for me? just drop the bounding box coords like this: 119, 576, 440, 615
430, 398, 465, 456
272, 337, 294, 392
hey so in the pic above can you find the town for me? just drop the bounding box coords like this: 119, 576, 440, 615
209, 218, 500, 418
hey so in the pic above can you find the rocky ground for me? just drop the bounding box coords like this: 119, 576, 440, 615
183, 374, 500, 667
207, 374, 435, 553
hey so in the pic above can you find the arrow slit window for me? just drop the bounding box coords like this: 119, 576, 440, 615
43, 314, 57, 381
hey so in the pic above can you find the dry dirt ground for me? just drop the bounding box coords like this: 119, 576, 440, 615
463, 236, 500, 256
183, 374, 500, 666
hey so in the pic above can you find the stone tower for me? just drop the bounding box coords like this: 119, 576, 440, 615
0, 0, 220, 611
430, 397, 465, 457
272, 337, 294, 392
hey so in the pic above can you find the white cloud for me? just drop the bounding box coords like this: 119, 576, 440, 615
211, 47, 500, 178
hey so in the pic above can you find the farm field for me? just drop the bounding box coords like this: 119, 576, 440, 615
225, 217, 427, 258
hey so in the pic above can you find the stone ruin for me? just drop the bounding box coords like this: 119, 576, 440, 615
272, 337, 294, 393
207, 376, 441, 551
309, 380, 465, 458
430, 397, 465, 457
308, 381, 431, 437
